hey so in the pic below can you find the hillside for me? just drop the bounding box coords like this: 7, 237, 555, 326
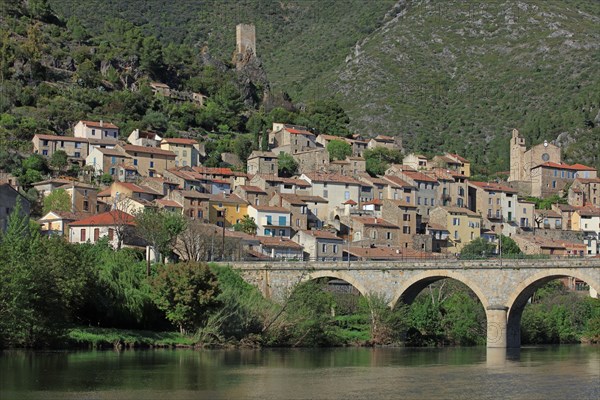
46, 0, 600, 173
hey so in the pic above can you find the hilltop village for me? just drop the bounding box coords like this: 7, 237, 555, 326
1, 119, 598, 261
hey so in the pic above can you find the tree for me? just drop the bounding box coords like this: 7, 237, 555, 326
278, 153, 298, 177
460, 237, 496, 258
326, 139, 352, 161
134, 208, 187, 274
304, 99, 350, 136
233, 215, 257, 235
140, 36, 164, 78
152, 262, 221, 334
499, 235, 522, 255
50, 150, 68, 174
261, 128, 269, 151
363, 147, 402, 176
232, 135, 255, 166
42, 188, 71, 214
100, 173, 113, 185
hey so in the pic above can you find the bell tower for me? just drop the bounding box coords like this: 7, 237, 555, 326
509, 129, 526, 182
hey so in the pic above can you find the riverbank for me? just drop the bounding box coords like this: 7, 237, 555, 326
65, 327, 196, 349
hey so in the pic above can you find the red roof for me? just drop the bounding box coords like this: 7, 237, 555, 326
70, 211, 135, 227
351, 216, 399, 228
400, 170, 438, 183
193, 167, 234, 176
286, 127, 314, 136
343, 199, 357, 205
79, 120, 119, 129
448, 153, 469, 163
34, 134, 89, 143
238, 185, 267, 194
469, 181, 517, 193
302, 172, 362, 185
536, 162, 596, 171
300, 230, 343, 240
155, 199, 183, 208
161, 138, 198, 145
116, 182, 161, 195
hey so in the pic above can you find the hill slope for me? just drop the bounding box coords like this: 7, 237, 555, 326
37, 0, 600, 172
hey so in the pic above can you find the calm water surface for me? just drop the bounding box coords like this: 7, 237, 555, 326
1, 346, 599, 399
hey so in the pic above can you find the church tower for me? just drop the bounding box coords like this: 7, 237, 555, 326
509, 129, 526, 182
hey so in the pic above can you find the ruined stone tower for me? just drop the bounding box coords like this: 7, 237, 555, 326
509, 128, 526, 182
236, 24, 256, 55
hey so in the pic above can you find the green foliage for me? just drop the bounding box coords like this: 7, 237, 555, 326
326, 139, 352, 161
50, 149, 68, 171
521, 283, 600, 345
99, 173, 113, 185
499, 235, 522, 255
363, 147, 403, 176
233, 215, 258, 235
42, 188, 70, 214
460, 238, 496, 258
360, 293, 408, 345
152, 262, 221, 334
525, 195, 567, 210
278, 152, 298, 177
304, 99, 350, 136
134, 208, 187, 264
232, 134, 256, 167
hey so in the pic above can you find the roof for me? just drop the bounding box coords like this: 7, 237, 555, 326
302, 172, 362, 185
362, 199, 383, 206
210, 193, 247, 204
277, 193, 307, 205
254, 174, 311, 186
238, 185, 268, 194
96, 147, 129, 157
536, 209, 561, 218
448, 153, 469, 163
437, 206, 480, 217
32, 178, 74, 187
251, 205, 290, 213
344, 199, 357, 205
575, 178, 600, 184
577, 208, 600, 217
258, 236, 303, 249
399, 170, 438, 183
34, 134, 88, 143
116, 182, 162, 196
297, 195, 328, 203
469, 181, 517, 193
97, 188, 111, 197
38, 211, 88, 222
161, 138, 198, 145
248, 151, 277, 159
384, 199, 416, 208
382, 175, 415, 188
300, 230, 343, 240
535, 162, 596, 171
351, 216, 400, 228
121, 144, 176, 157
69, 210, 135, 227
175, 190, 212, 199
514, 235, 585, 250
154, 199, 183, 208
193, 167, 235, 176
284, 127, 314, 136
79, 120, 119, 129
373, 135, 395, 142
427, 223, 449, 232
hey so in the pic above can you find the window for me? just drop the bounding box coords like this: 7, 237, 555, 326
42, 150, 48, 156
279, 229, 285, 236
452, 218, 460, 226
552, 181, 556, 188
417, 197, 421, 205
111, 156, 116, 164
149, 171, 154, 177
150, 161, 155, 168
83, 200, 89, 212
403, 226, 410, 234
508, 201, 512, 207
80, 229, 86, 241
406, 196, 411, 203
386, 231, 392, 240
322, 243, 327, 253
108, 229, 114, 240
403, 214, 410, 221
278, 216, 286, 226
323, 189, 328, 198
60, 141, 65, 148
94, 228, 100, 241
371, 230, 377, 239
333, 244, 338, 253
496, 198, 501, 205
454, 230, 459, 240
488, 198, 492, 205
133, 159, 138, 166
296, 218, 300, 226
431, 198, 435, 206
344, 191, 350, 200
183, 150, 187, 157
110, 168, 115, 175
198, 210, 203, 218
265, 228, 272, 236
75, 142, 82, 149
91, 129, 95, 136
424, 198, 428, 205
74, 152, 80, 158
42, 140, 49, 146
266, 215, 272, 225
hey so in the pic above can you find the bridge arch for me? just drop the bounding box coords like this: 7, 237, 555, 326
505, 269, 600, 348
390, 270, 491, 311
301, 270, 368, 298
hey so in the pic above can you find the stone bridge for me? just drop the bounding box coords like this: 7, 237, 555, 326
225, 258, 600, 348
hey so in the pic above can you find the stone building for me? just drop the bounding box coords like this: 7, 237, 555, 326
570, 178, 600, 207
270, 123, 317, 154
429, 206, 481, 253
0, 183, 30, 233
233, 185, 270, 207
293, 230, 344, 261
269, 193, 308, 233
351, 216, 401, 247
247, 151, 278, 175
381, 199, 418, 249
293, 148, 329, 174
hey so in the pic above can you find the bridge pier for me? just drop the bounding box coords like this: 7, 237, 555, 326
486, 305, 508, 348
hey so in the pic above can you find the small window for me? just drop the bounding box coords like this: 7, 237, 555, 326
322, 244, 327, 253
80, 229, 86, 241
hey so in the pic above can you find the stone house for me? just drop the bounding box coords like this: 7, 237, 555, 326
513, 235, 586, 256
85, 147, 131, 177
68, 210, 139, 248
208, 193, 248, 228
58, 182, 98, 214
381, 199, 418, 249
169, 189, 212, 220
233, 185, 270, 207
390, 169, 439, 223
74, 120, 119, 140
367, 134, 400, 150
530, 162, 597, 198
127, 129, 162, 147
293, 229, 344, 261
162, 167, 204, 192
569, 178, 600, 207
139, 177, 179, 197
297, 194, 329, 229
429, 206, 481, 253
270, 123, 317, 154
38, 211, 86, 236
300, 172, 362, 219
269, 192, 308, 233
249, 174, 311, 196
257, 236, 304, 260
327, 156, 366, 176
403, 153, 429, 170
381, 175, 417, 206
432, 153, 471, 177
247, 151, 278, 175
160, 138, 201, 167
571, 207, 600, 256
534, 209, 562, 230
247, 205, 292, 238
350, 216, 400, 247
293, 148, 329, 174
118, 144, 176, 177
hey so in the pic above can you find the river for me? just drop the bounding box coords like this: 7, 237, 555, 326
1, 345, 599, 399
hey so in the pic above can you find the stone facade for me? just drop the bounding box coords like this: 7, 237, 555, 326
247, 151, 278, 175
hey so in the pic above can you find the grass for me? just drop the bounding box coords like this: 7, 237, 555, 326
66, 327, 196, 349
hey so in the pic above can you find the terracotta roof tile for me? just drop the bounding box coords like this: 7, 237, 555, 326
79, 120, 119, 129
161, 138, 198, 145
351, 216, 399, 228
121, 144, 176, 157
69, 210, 134, 227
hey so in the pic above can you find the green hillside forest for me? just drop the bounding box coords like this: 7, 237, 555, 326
2, 0, 599, 174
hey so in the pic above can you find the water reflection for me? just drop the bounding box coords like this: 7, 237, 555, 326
1, 346, 599, 400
